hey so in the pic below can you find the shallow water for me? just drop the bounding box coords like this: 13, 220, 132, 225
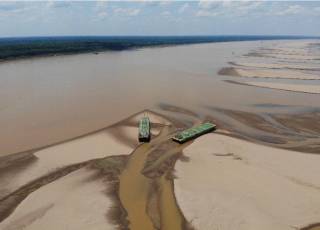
119, 144, 154, 230
0, 39, 319, 155
118, 125, 187, 230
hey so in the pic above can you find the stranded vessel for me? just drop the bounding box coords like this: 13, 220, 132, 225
139, 117, 151, 142
172, 122, 216, 144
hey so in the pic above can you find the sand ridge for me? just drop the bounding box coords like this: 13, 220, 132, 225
220, 40, 320, 95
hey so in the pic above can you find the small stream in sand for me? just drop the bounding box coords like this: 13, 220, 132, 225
119, 125, 191, 229
119, 143, 155, 230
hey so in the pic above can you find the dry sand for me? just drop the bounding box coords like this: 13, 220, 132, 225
220, 40, 320, 97
219, 67, 319, 80
244, 81, 320, 94
259, 54, 320, 60
0, 168, 114, 230
0, 111, 168, 200
231, 61, 320, 71
1, 109, 320, 230
0, 126, 133, 200
175, 134, 320, 230
246, 50, 320, 61
0, 111, 176, 229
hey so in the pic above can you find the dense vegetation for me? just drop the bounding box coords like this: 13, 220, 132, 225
0, 35, 315, 61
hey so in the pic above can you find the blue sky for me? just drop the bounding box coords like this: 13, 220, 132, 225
0, 1, 319, 37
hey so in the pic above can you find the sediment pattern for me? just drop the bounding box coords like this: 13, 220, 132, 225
220, 41, 320, 94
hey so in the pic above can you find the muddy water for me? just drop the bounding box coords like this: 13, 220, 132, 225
1, 39, 320, 156
118, 125, 190, 229
158, 175, 183, 230
302, 225, 320, 230
119, 144, 155, 230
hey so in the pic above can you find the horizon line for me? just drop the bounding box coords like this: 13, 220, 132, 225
1, 34, 319, 39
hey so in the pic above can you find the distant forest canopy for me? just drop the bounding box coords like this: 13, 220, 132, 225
0, 35, 317, 61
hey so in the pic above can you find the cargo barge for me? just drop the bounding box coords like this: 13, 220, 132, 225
172, 122, 216, 144
138, 117, 151, 142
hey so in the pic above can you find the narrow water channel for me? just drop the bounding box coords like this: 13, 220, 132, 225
119, 143, 155, 230
118, 126, 189, 230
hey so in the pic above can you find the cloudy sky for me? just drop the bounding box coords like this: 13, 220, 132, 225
0, 1, 319, 37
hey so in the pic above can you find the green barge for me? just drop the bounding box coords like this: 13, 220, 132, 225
139, 117, 151, 142
172, 122, 216, 144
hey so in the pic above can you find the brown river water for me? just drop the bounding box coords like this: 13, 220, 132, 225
0, 39, 320, 155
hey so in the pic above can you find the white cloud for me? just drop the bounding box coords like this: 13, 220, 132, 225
45, 1, 73, 9
93, 1, 108, 21
178, 3, 189, 13
159, 1, 172, 7
140, 0, 171, 7
196, 0, 265, 17
113, 8, 140, 16
0, 2, 38, 18
275, 4, 304, 16
197, 1, 221, 17
198, 1, 219, 10
95, 1, 108, 10
238, 1, 263, 10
